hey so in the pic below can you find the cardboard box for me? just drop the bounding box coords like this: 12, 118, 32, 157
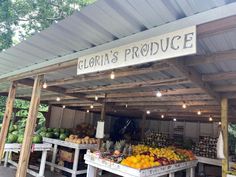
59, 150, 74, 163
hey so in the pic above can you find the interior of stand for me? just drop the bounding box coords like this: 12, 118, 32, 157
0, 1, 236, 177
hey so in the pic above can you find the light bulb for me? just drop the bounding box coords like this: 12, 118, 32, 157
62, 105, 66, 109
90, 104, 94, 109
173, 118, 177, 121
197, 110, 201, 115
43, 81, 47, 89
146, 110, 150, 115
161, 114, 164, 118
219, 122, 221, 125
95, 96, 98, 101
110, 71, 115, 79
56, 97, 60, 102
87, 110, 90, 113
156, 91, 162, 97
125, 104, 128, 108
209, 117, 213, 121
182, 103, 187, 109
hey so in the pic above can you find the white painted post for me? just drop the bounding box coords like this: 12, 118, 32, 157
50, 144, 58, 171
38, 150, 47, 177
86, 165, 97, 177
190, 167, 195, 177
4, 151, 9, 167
72, 148, 79, 177
169, 172, 175, 177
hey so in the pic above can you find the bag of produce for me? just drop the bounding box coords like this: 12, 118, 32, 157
217, 131, 225, 159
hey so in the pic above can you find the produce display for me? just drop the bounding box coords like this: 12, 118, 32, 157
0, 123, 43, 144
192, 136, 217, 159
91, 139, 196, 171
143, 131, 173, 148
121, 145, 196, 169
39, 127, 70, 141
65, 135, 98, 144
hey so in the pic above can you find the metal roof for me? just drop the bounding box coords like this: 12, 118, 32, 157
1, 0, 236, 121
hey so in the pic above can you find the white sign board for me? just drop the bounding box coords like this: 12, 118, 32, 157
77, 26, 196, 75
96, 121, 105, 139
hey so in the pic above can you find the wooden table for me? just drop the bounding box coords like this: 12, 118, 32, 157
43, 137, 98, 177
3, 143, 52, 177
84, 152, 197, 177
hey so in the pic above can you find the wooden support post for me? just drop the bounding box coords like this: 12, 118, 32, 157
0, 82, 17, 159
16, 75, 43, 177
141, 112, 147, 140
221, 98, 229, 177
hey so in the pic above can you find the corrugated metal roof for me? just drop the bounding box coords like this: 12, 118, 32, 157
0, 0, 236, 76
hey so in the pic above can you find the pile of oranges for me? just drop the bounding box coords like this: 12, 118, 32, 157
121, 154, 161, 169
120, 145, 196, 169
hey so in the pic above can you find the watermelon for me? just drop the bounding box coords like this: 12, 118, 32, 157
53, 128, 60, 133
32, 135, 42, 144
45, 132, 53, 138
7, 134, 18, 143
17, 135, 24, 144
11, 131, 18, 135
59, 134, 67, 141
39, 131, 47, 137
47, 128, 53, 132
53, 132, 60, 139
59, 128, 65, 134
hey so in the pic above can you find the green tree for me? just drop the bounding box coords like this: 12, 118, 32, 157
0, 0, 95, 51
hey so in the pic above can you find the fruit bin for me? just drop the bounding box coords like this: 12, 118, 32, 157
84, 151, 197, 177
43, 137, 98, 177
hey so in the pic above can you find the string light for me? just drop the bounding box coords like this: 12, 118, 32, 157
197, 110, 201, 115
209, 116, 213, 121
95, 96, 98, 101
125, 104, 128, 108
182, 102, 187, 109
43, 81, 47, 89
156, 90, 162, 97
173, 118, 177, 121
110, 71, 115, 79
87, 110, 90, 113
62, 105, 66, 109
161, 114, 164, 118
146, 110, 151, 115
90, 104, 94, 109
56, 97, 61, 102
219, 122, 221, 125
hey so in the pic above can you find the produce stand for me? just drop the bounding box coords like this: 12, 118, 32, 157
43, 137, 98, 177
84, 151, 197, 177
3, 143, 52, 177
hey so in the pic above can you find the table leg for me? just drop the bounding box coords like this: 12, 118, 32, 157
198, 163, 204, 174
72, 148, 79, 177
87, 164, 97, 177
190, 167, 195, 177
4, 151, 9, 167
38, 150, 47, 177
51, 144, 57, 172
169, 172, 175, 177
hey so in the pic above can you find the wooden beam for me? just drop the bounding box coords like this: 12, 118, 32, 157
141, 112, 147, 139
214, 84, 236, 92
167, 59, 221, 101
47, 63, 170, 86
202, 71, 236, 82
17, 78, 89, 101
66, 77, 190, 93
221, 98, 228, 177
85, 88, 204, 98
198, 15, 236, 39
185, 50, 236, 66
0, 82, 17, 159
16, 75, 44, 177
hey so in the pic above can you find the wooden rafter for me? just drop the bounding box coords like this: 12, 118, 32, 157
167, 59, 221, 102
66, 77, 190, 93
202, 71, 236, 82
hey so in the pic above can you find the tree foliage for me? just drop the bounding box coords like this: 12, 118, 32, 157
0, 0, 95, 51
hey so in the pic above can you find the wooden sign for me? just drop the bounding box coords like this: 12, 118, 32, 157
77, 26, 196, 75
